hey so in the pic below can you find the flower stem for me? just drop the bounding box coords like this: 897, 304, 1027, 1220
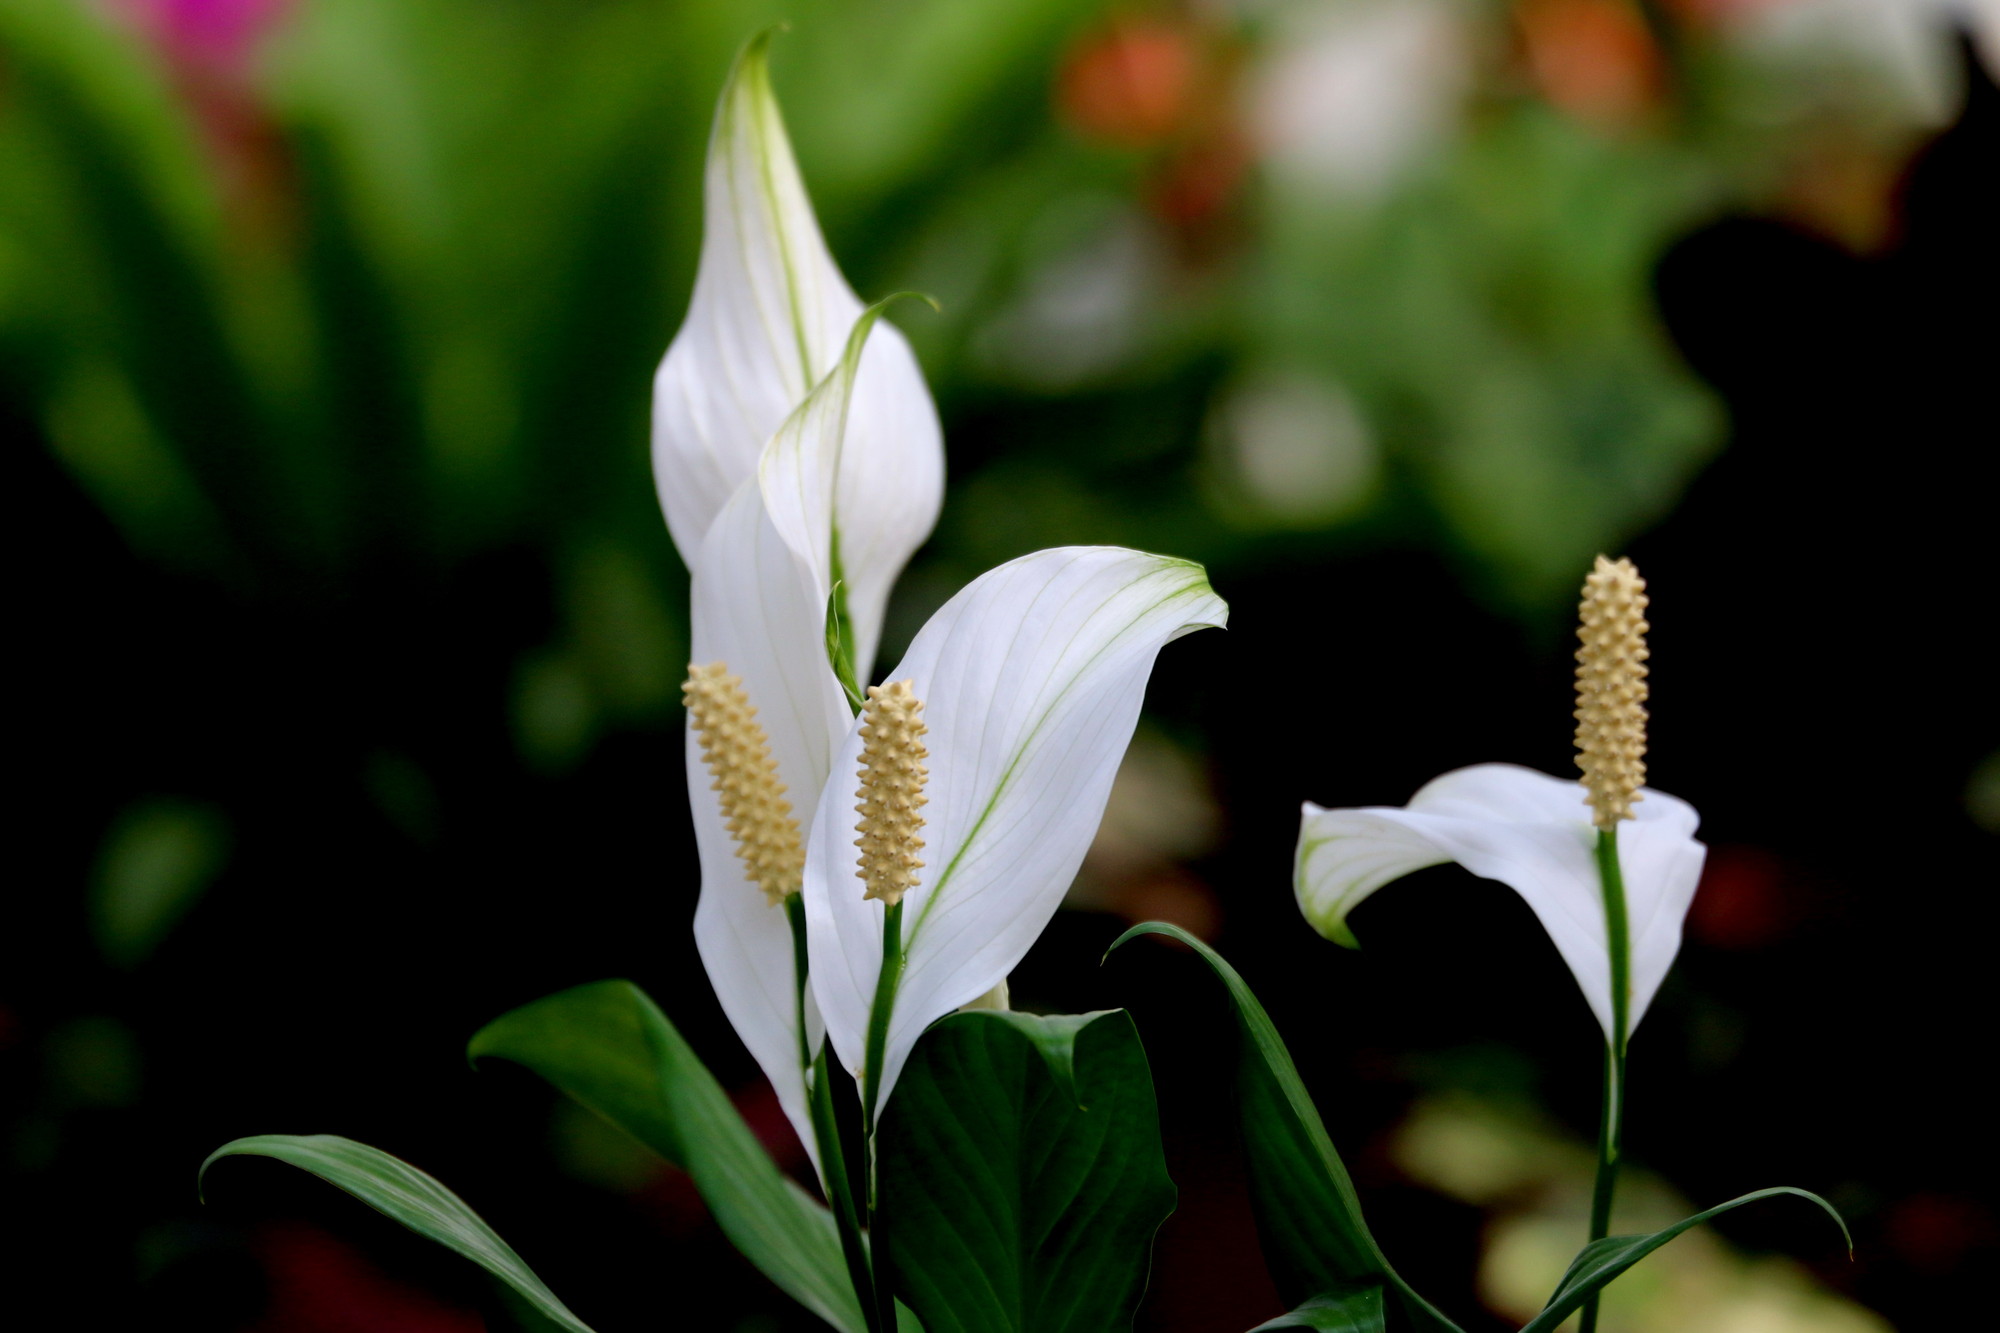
860, 898, 906, 1150
788, 896, 881, 1333
1582, 826, 1632, 1333
859, 899, 906, 1333
787, 895, 814, 1071
810, 1045, 879, 1333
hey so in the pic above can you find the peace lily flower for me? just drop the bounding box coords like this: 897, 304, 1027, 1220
1295, 761, 1703, 1039
653, 32, 942, 676
803, 547, 1229, 1118
1292, 558, 1706, 1044
678, 300, 935, 1162
660, 39, 941, 1160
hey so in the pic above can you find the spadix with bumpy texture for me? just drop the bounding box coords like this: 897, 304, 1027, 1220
1575, 556, 1649, 828
855, 682, 928, 906
804, 547, 1229, 1112
684, 663, 805, 905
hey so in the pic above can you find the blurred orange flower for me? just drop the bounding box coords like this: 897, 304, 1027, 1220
1058, 15, 1206, 148
1516, 0, 1667, 129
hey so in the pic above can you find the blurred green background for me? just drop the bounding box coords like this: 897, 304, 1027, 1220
5, 1, 1994, 1330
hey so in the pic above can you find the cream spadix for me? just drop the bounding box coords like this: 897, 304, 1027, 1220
1575, 555, 1649, 829
684, 663, 807, 906
854, 681, 929, 907
803, 547, 1228, 1111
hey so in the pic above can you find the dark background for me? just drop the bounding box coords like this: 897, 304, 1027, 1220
6, 3, 1994, 1330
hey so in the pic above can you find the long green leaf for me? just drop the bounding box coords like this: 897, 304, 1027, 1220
1106, 923, 1462, 1332
200, 1134, 596, 1333
1521, 1187, 1849, 1333
469, 979, 864, 1333
1249, 1287, 1386, 1332
877, 1010, 1175, 1333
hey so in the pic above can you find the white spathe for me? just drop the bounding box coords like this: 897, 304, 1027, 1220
652, 34, 941, 670
803, 547, 1228, 1110
684, 477, 847, 1162
1294, 763, 1706, 1042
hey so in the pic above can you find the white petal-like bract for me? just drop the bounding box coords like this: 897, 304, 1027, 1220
803, 547, 1228, 1109
759, 300, 943, 679
684, 479, 849, 1161
652, 33, 942, 663
1294, 763, 1705, 1041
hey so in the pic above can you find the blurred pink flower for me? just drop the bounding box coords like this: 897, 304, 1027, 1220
108, 0, 291, 79
101, 0, 297, 222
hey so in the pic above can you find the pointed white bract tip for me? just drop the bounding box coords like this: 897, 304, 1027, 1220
854, 680, 929, 906
684, 662, 805, 904
957, 977, 1011, 1013
1574, 555, 1650, 830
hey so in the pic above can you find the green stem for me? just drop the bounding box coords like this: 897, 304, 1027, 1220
859, 899, 906, 1150
810, 1046, 879, 1333
859, 899, 906, 1333
787, 895, 813, 1071
1581, 827, 1632, 1333
787, 895, 881, 1333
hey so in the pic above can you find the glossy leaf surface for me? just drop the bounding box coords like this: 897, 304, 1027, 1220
1107, 923, 1461, 1332
878, 1009, 1175, 1333
201, 1134, 597, 1333
1521, 1187, 1848, 1333
470, 979, 864, 1333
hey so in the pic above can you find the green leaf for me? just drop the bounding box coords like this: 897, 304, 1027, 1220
470, 979, 865, 1333
1106, 923, 1462, 1333
877, 1010, 1175, 1333
1521, 1187, 1849, 1333
469, 978, 688, 1162
200, 1134, 596, 1333
1249, 1287, 1386, 1332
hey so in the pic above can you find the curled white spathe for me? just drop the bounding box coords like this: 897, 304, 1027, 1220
1294, 763, 1706, 1041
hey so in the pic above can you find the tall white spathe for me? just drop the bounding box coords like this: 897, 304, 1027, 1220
652, 34, 941, 672
666, 40, 945, 1164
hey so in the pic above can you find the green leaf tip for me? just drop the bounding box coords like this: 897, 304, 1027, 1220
1103, 918, 1198, 965
197, 1134, 600, 1333
1522, 1186, 1850, 1333
945, 1008, 1121, 1110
